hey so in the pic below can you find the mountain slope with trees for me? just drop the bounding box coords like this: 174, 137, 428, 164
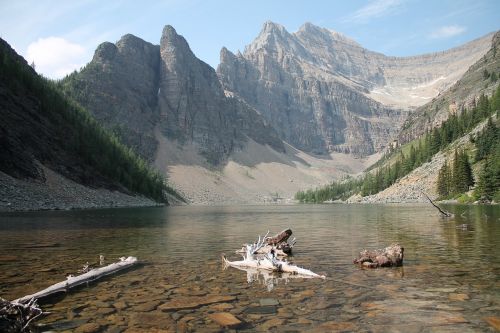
296, 77, 500, 203
0, 38, 181, 210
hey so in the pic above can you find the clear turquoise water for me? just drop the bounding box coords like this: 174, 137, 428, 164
0, 204, 499, 332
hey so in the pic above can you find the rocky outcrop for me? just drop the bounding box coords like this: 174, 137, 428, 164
218, 21, 493, 156
63, 26, 284, 165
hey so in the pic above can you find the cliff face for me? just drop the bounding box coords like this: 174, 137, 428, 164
217, 22, 493, 155
63, 26, 283, 165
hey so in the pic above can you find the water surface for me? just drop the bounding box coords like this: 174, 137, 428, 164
0, 204, 499, 332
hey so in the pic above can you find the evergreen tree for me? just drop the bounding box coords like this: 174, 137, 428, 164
476, 145, 500, 201
437, 161, 451, 197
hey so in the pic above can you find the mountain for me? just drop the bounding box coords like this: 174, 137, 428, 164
61, 23, 496, 204
61, 26, 284, 165
0, 38, 175, 211
217, 21, 493, 155
295, 32, 500, 204
398, 32, 500, 144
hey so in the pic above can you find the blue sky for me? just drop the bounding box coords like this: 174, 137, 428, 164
0, 0, 499, 78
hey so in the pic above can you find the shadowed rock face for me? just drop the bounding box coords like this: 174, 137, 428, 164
217, 21, 493, 155
63, 26, 284, 165
62, 34, 161, 160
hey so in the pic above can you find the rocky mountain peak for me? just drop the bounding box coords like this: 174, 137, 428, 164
160, 25, 192, 57
244, 20, 297, 55
93, 42, 118, 62
261, 21, 288, 35
220, 46, 237, 63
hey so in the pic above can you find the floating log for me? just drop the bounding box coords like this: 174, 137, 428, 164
14, 256, 138, 304
353, 244, 404, 268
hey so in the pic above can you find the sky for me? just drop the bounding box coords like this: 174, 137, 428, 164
0, 0, 499, 79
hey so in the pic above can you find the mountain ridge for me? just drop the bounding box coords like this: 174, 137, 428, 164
60, 22, 497, 204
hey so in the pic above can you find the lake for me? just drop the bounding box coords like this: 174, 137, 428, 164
1, 204, 499, 332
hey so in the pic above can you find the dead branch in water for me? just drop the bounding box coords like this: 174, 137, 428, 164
421, 191, 454, 218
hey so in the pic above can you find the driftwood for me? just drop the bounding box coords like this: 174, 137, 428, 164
14, 256, 138, 304
353, 244, 404, 268
0, 298, 43, 333
2, 256, 138, 331
224, 233, 324, 279
421, 191, 454, 218
237, 229, 296, 257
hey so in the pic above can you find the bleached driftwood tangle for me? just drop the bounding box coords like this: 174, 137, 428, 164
224, 233, 324, 279
14, 256, 138, 304
236, 229, 296, 257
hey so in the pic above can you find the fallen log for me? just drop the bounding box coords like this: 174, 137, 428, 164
353, 244, 404, 268
14, 256, 138, 304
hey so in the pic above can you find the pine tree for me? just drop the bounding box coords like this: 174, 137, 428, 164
476, 148, 500, 201
437, 161, 451, 197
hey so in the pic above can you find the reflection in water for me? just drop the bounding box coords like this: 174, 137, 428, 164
0, 204, 499, 332
227, 265, 319, 292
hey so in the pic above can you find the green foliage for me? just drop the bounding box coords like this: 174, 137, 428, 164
0, 46, 180, 203
475, 117, 499, 161
437, 161, 452, 197
474, 135, 500, 202
295, 177, 363, 203
437, 150, 473, 198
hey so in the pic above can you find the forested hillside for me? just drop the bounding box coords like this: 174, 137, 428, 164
0, 38, 180, 204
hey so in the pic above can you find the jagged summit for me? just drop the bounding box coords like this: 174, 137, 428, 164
261, 21, 288, 34
219, 21, 494, 155
160, 25, 192, 55
63, 24, 284, 166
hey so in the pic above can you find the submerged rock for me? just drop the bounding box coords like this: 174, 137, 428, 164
158, 295, 236, 311
208, 312, 242, 328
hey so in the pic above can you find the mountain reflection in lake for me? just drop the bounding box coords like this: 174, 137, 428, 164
0, 204, 499, 332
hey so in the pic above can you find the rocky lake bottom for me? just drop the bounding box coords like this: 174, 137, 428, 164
0, 204, 499, 332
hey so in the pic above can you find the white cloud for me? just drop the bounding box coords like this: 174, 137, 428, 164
26, 37, 87, 79
346, 0, 403, 23
429, 25, 467, 39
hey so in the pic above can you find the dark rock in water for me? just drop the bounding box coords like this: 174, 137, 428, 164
353, 244, 404, 268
